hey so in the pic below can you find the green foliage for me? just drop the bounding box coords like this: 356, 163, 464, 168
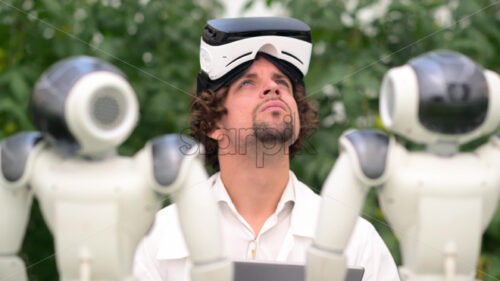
1, 0, 500, 279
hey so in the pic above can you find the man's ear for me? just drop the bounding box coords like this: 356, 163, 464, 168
207, 121, 223, 141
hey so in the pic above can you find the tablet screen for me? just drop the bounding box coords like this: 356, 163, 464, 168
233, 260, 364, 281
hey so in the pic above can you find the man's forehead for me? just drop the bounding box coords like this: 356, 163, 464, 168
241, 57, 289, 79
240, 72, 288, 79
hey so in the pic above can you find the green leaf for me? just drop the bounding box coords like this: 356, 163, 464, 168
9, 70, 30, 102
242, 0, 256, 12
40, 0, 62, 13
0, 97, 32, 130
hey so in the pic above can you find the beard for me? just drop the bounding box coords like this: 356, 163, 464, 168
252, 109, 295, 145
253, 120, 294, 145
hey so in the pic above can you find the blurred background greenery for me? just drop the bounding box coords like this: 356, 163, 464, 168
0, 0, 499, 280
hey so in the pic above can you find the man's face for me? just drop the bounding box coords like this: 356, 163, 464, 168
212, 56, 301, 152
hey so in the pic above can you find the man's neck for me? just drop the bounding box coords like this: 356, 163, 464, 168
218, 144, 290, 236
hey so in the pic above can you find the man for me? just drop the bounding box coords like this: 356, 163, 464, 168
134, 17, 400, 281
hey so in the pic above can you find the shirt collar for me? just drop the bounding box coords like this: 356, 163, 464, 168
211, 171, 318, 239
211, 171, 296, 216
287, 171, 320, 239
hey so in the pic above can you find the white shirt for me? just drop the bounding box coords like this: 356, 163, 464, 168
134, 171, 400, 281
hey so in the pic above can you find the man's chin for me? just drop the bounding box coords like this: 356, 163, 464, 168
253, 121, 295, 145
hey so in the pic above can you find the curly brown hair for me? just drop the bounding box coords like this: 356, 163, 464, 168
189, 75, 319, 171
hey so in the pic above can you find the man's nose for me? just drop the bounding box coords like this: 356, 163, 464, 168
261, 81, 280, 97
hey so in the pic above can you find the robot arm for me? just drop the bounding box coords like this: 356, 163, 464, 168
0, 132, 44, 281
475, 133, 500, 231
137, 134, 232, 281
306, 129, 391, 281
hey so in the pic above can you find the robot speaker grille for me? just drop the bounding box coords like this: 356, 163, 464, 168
90, 87, 126, 130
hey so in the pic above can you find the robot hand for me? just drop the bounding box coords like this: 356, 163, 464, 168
306, 246, 347, 281
0, 132, 44, 281
137, 134, 233, 281
306, 130, 391, 281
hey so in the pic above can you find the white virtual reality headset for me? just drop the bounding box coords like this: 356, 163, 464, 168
197, 17, 312, 95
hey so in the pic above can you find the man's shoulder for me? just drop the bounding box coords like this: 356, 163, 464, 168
156, 203, 179, 221
143, 173, 220, 260
352, 216, 378, 240
144, 204, 190, 260
152, 172, 219, 227
144, 204, 181, 245
290, 171, 321, 203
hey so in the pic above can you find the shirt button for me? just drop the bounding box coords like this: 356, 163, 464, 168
247, 240, 257, 259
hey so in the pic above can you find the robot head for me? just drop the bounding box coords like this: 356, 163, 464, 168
31, 56, 139, 156
379, 50, 500, 145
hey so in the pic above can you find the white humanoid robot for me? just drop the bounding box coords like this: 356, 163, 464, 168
306, 50, 500, 281
0, 56, 233, 281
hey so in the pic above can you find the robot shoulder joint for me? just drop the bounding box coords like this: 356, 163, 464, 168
150, 134, 201, 188
342, 129, 390, 181
1, 132, 43, 182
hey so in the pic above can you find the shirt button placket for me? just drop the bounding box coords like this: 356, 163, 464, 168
247, 239, 257, 260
